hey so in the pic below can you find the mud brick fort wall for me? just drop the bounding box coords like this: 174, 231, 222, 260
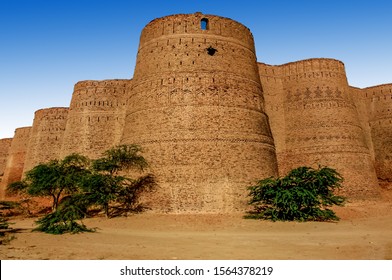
365, 84, 392, 181
0, 138, 12, 180
121, 13, 278, 212
258, 59, 379, 198
60, 79, 130, 160
0, 13, 390, 210
1, 127, 31, 199
23, 107, 69, 174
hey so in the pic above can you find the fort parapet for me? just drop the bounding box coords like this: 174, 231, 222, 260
1, 13, 390, 211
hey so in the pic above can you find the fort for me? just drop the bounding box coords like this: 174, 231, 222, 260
0, 13, 390, 210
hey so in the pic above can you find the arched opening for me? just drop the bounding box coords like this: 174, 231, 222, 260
201, 18, 209, 30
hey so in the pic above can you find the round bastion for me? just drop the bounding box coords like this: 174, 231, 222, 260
61, 79, 131, 159
121, 13, 278, 212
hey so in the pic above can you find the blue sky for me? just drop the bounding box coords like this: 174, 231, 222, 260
0, 0, 391, 139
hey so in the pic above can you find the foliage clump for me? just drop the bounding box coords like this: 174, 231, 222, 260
8, 154, 90, 212
34, 196, 93, 234
246, 166, 345, 222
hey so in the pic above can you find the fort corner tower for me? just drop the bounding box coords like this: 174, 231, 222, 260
121, 13, 279, 212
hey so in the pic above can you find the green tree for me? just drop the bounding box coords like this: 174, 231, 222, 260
92, 144, 148, 175
7, 144, 155, 233
34, 194, 94, 234
84, 144, 154, 217
246, 166, 345, 222
8, 154, 90, 212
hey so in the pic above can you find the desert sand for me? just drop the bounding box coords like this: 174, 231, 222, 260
1, 191, 391, 260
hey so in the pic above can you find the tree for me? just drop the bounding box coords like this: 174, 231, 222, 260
7, 144, 155, 234
8, 154, 90, 212
84, 144, 155, 217
92, 144, 148, 175
246, 166, 345, 222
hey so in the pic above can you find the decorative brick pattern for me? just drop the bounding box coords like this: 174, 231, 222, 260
259, 59, 380, 199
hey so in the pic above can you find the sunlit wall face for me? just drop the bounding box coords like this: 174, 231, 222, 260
0, 0, 391, 139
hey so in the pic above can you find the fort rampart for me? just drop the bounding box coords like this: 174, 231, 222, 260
0, 13, 390, 210
0, 138, 12, 179
60, 79, 131, 159
23, 107, 69, 174
122, 13, 278, 212
0, 127, 31, 199
365, 84, 392, 181
259, 59, 379, 198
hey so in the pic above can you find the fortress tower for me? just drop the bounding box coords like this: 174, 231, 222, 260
0, 138, 12, 180
121, 13, 278, 212
0, 127, 31, 199
366, 84, 392, 181
61, 79, 130, 159
262, 58, 378, 198
23, 107, 69, 174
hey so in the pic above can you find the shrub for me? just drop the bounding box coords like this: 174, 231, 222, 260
246, 166, 345, 222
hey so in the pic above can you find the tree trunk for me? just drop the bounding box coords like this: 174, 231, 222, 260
104, 203, 109, 218
51, 194, 58, 212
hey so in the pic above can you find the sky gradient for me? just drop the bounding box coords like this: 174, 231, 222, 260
1, 0, 391, 139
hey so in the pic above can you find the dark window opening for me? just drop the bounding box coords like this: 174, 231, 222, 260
206, 46, 217, 56
201, 18, 209, 30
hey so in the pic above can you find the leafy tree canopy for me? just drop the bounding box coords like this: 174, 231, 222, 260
8, 154, 90, 212
246, 166, 345, 222
8, 144, 156, 234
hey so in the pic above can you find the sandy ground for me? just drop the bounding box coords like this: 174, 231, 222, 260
1, 193, 392, 260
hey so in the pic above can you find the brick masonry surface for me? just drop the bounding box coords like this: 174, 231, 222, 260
1, 13, 390, 210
